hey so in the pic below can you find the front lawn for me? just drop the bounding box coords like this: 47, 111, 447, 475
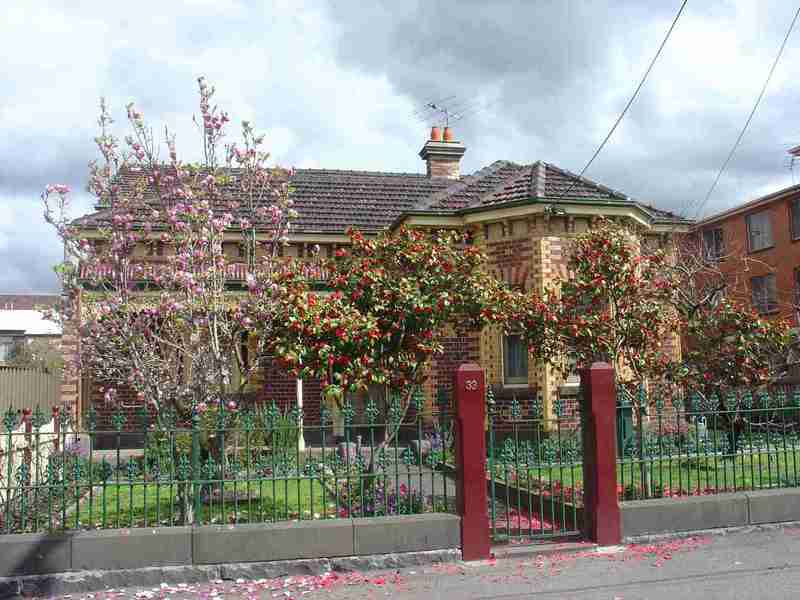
73, 477, 331, 528
490, 447, 800, 502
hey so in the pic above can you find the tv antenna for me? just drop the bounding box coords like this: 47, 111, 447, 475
412, 96, 500, 128
426, 102, 453, 127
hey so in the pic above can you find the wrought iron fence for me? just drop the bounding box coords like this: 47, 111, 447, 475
486, 392, 583, 543
0, 395, 456, 534
617, 386, 800, 500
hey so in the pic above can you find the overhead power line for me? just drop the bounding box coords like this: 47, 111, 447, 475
692, 5, 800, 218
557, 0, 688, 199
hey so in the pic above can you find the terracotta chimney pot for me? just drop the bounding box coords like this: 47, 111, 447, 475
443, 126, 455, 142
430, 126, 442, 142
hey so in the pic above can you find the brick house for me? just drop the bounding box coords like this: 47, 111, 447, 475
67, 128, 689, 434
693, 154, 800, 328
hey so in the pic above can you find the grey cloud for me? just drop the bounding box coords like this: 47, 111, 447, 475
3, 0, 800, 292
324, 0, 800, 215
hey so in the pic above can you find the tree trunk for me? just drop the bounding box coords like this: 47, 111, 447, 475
177, 481, 195, 525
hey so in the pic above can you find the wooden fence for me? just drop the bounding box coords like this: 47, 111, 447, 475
0, 367, 61, 415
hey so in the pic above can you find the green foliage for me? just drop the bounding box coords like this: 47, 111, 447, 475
253, 403, 300, 453
266, 227, 517, 423
554, 221, 675, 380
672, 297, 792, 393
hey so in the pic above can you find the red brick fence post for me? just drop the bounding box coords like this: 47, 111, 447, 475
454, 363, 491, 560
579, 362, 622, 545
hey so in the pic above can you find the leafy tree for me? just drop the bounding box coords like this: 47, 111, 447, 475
266, 227, 515, 442
552, 221, 677, 382
513, 221, 677, 494
665, 241, 792, 453
665, 235, 793, 393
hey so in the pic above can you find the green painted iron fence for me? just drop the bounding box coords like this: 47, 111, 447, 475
0, 394, 456, 534
617, 386, 800, 500
486, 393, 583, 543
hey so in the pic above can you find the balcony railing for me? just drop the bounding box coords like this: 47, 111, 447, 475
78, 259, 331, 288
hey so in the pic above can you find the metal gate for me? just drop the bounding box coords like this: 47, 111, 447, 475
486, 390, 584, 543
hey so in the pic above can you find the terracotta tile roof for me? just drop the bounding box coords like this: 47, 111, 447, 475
419, 161, 523, 210
287, 168, 450, 233
73, 167, 453, 234
72, 161, 688, 232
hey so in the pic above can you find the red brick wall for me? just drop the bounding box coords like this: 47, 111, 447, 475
697, 191, 800, 326
485, 235, 532, 291
255, 359, 322, 426
257, 359, 297, 412
426, 331, 480, 413
88, 381, 153, 429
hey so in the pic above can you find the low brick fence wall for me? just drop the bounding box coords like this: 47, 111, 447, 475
0, 513, 461, 577
621, 488, 800, 538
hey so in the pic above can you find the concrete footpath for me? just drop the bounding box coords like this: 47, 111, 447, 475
24, 525, 800, 599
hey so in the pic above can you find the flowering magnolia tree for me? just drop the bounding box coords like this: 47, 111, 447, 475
43, 78, 297, 520
266, 227, 516, 441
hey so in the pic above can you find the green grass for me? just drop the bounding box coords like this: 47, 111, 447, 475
73, 477, 331, 528
617, 448, 800, 498
491, 448, 800, 502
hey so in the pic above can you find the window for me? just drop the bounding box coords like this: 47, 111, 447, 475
503, 333, 528, 385
751, 274, 778, 314
746, 210, 774, 252
0, 337, 16, 363
702, 228, 725, 262
792, 199, 800, 241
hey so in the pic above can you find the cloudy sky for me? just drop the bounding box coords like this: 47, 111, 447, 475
2, 0, 799, 292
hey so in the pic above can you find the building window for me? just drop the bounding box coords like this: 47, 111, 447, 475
791, 199, 800, 241
702, 227, 725, 262
746, 210, 774, 252
503, 333, 528, 385
0, 337, 15, 363
751, 274, 778, 314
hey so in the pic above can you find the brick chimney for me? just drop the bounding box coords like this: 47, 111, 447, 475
419, 126, 466, 179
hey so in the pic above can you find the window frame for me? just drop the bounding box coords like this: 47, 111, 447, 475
0, 336, 13, 362
751, 273, 778, 315
745, 210, 774, 253
702, 227, 725, 262
502, 332, 529, 386
791, 198, 800, 241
